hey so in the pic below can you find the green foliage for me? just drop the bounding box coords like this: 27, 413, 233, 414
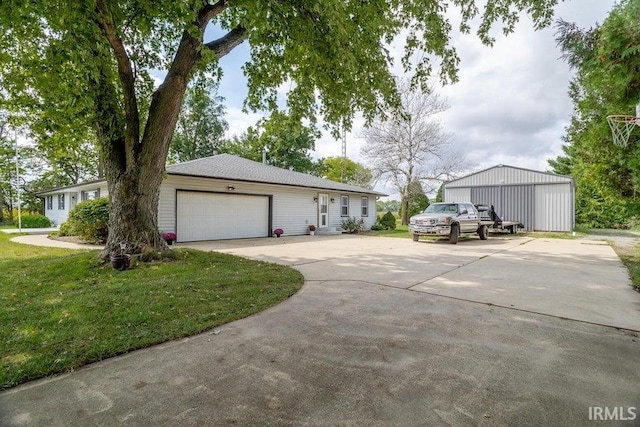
0, 231, 303, 389
221, 112, 319, 174
318, 157, 373, 188
399, 181, 430, 220
407, 181, 430, 219
58, 221, 73, 237
168, 79, 228, 163
378, 211, 397, 230
550, 0, 640, 228
19, 214, 51, 228
66, 198, 110, 243
0, 0, 558, 250
370, 223, 384, 231
377, 200, 401, 212
341, 217, 366, 234
435, 184, 444, 203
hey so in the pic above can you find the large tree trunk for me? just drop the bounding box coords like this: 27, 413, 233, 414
102, 160, 168, 256
92, 2, 245, 258
401, 195, 410, 226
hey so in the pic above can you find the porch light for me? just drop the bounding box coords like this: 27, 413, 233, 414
227, 185, 235, 191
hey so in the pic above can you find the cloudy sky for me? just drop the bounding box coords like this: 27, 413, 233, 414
213, 0, 617, 195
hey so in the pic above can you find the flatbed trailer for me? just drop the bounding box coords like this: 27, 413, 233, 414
475, 204, 524, 234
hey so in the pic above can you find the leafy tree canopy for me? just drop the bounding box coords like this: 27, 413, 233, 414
168, 79, 228, 164
550, 0, 640, 228
318, 157, 373, 188
221, 112, 319, 174
0, 0, 559, 255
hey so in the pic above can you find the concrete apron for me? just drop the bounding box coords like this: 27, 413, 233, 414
209, 235, 640, 332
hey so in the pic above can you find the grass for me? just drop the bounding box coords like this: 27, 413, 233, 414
0, 232, 303, 389
608, 240, 640, 291
520, 231, 586, 239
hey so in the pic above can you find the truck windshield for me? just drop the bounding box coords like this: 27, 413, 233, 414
424, 204, 458, 213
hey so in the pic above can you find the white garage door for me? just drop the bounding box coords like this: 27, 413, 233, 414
176, 191, 270, 242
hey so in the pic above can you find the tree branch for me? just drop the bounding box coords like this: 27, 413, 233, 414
94, 0, 140, 166
204, 26, 247, 58
200, 0, 228, 23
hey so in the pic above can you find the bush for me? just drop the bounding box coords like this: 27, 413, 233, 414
341, 216, 365, 233
20, 214, 52, 228
370, 224, 384, 231
378, 211, 397, 230
66, 197, 110, 243
59, 221, 73, 236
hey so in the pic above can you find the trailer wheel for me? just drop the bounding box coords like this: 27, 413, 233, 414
478, 225, 489, 240
412, 233, 419, 242
510, 225, 517, 235
449, 225, 459, 244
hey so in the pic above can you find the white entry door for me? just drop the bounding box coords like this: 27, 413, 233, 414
177, 191, 269, 242
318, 193, 329, 228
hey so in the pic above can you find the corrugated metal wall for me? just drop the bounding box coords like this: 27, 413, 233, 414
501, 185, 534, 231
443, 187, 471, 202
443, 166, 574, 232
470, 186, 501, 208
469, 186, 534, 231
447, 165, 573, 187
535, 184, 573, 231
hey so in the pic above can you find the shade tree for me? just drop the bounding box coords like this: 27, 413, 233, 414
0, 0, 559, 256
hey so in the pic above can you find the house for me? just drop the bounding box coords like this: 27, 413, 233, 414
39, 154, 385, 242
442, 164, 574, 232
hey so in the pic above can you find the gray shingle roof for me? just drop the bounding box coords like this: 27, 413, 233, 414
166, 154, 385, 195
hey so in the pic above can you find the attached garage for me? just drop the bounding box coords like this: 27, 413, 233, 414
40, 154, 385, 242
176, 191, 271, 242
443, 165, 574, 232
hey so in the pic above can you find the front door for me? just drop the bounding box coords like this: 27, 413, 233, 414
318, 193, 329, 228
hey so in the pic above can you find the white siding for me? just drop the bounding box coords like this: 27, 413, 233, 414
44, 193, 69, 226
534, 184, 574, 232
443, 187, 471, 202
159, 175, 377, 237
43, 186, 109, 226
447, 166, 572, 188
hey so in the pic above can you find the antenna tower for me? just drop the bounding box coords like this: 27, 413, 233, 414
341, 127, 347, 182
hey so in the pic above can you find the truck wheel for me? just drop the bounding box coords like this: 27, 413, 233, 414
478, 225, 489, 240
510, 226, 517, 235
412, 233, 419, 242
449, 225, 459, 244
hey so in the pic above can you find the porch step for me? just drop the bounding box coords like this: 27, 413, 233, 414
314, 227, 343, 236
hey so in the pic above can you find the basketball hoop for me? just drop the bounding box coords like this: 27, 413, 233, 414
607, 115, 639, 147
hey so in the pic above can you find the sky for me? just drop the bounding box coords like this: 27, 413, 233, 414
212, 0, 617, 196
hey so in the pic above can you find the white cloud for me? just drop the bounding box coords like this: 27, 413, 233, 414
216, 0, 617, 197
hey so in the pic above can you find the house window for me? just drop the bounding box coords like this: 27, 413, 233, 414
58, 194, 65, 210
361, 197, 369, 217
341, 195, 349, 216
81, 189, 100, 201
46, 196, 53, 210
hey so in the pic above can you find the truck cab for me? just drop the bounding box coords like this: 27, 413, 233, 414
409, 202, 490, 244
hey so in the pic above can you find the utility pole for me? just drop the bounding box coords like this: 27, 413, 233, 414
341, 127, 346, 183
14, 130, 21, 232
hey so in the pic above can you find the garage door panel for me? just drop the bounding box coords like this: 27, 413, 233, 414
177, 192, 269, 242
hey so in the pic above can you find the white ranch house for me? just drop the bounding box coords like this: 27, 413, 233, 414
39, 154, 385, 242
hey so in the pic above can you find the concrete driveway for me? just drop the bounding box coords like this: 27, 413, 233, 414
2, 235, 640, 425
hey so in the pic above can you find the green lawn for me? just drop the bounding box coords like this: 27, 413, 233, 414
0, 233, 303, 389
617, 249, 640, 290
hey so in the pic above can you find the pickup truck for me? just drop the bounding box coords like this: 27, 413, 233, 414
408, 202, 494, 244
